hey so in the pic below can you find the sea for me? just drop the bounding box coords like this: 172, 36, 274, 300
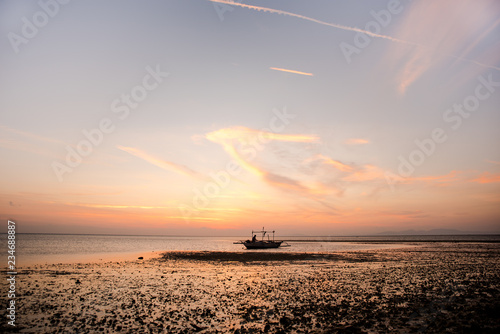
2, 233, 499, 266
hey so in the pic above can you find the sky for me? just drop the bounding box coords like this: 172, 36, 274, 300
1, 0, 499, 236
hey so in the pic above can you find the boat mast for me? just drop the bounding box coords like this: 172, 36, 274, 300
250, 227, 277, 241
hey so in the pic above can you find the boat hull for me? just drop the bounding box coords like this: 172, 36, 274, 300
243, 241, 283, 249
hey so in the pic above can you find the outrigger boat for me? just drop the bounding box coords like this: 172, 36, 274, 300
234, 228, 289, 249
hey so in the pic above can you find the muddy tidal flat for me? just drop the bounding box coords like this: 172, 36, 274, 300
2, 243, 499, 333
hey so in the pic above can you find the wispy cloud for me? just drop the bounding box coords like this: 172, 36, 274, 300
379, 209, 428, 219
205, 126, 494, 211
205, 126, 317, 193
205, 128, 264, 176
451, 17, 500, 67
165, 216, 223, 222
263, 171, 309, 192
486, 160, 500, 165
66, 203, 172, 210
117, 145, 202, 179
315, 154, 353, 172
388, 0, 500, 93
342, 164, 389, 183
206, 126, 318, 144
205, 126, 318, 177
471, 172, 500, 184
344, 138, 370, 145
270, 67, 313, 76
404, 171, 460, 186
0, 125, 65, 159
0, 125, 65, 145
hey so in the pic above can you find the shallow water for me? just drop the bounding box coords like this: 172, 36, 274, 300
0, 233, 420, 265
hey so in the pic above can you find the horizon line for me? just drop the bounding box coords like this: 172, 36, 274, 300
2, 232, 499, 237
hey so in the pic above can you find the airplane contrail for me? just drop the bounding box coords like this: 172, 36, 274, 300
209, 0, 500, 72
209, 0, 417, 46
270, 67, 313, 76
117, 145, 202, 179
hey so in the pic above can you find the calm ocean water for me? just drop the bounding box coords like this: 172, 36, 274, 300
1, 233, 499, 266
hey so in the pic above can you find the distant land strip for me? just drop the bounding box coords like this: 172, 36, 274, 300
283, 237, 500, 243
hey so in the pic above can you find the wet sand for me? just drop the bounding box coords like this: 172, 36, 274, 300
2, 243, 499, 333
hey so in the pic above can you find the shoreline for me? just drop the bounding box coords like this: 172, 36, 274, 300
15, 250, 163, 268
15, 242, 416, 268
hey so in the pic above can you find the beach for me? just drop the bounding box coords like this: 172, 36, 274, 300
2, 242, 499, 333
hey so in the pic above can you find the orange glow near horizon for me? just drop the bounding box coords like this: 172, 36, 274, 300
3, 160, 499, 235
2, 121, 499, 235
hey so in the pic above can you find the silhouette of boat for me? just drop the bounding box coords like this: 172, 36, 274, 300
234, 228, 288, 249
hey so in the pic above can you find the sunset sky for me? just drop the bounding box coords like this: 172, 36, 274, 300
1, 0, 499, 235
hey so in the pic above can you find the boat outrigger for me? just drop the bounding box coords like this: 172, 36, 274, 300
234, 228, 289, 249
